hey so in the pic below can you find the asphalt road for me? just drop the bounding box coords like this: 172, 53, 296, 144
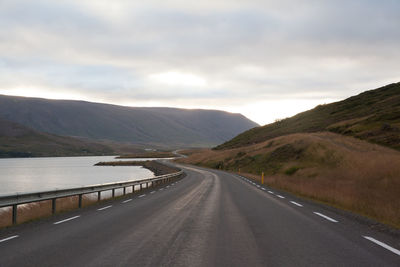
0, 164, 399, 266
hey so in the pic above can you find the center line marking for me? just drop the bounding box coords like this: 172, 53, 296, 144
150, 191, 155, 194
97, 205, 112, 211
277, 195, 285, 199
268, 191, 274, 194
261, 187, 266, 191
54, 215, 80, 225
313, 212, 338, 223
0, 235, 19, 243
138, 194, 146, 198
290, 201, 303, 207
122, 199, 132, 203
363, 236, 400, 256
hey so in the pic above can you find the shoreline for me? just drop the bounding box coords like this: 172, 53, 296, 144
95, 160, 179, 176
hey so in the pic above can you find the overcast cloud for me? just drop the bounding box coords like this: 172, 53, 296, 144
0, 0, 399, 124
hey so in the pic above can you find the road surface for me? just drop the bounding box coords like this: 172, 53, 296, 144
0, 164, 399, 266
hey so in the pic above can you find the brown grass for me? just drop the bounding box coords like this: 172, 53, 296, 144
179, 132, 400, 228
0, 190, 124, 228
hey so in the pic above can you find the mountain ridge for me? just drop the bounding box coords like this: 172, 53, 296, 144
215, 82, 400, 150
0, 95, 258, 148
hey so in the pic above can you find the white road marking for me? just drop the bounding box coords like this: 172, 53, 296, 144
138, 194, 146, 198
268, 191, 274, 194
159, 188, 164, 191
0, 235, 19, 243
313, 212, 338, 223
97, 205, 112, 211
363, 236, 400, 256
261, 187, 266, 191
150, 191, 156, 194
54, 215, 80, 225
122, 199, 132, 203
256, 185, 260, 188
166, 185, 170, 188
290, 201, 303, 207
277, 195, 285, 199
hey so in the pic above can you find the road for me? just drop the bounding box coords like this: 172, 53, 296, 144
0, 164, 399, 266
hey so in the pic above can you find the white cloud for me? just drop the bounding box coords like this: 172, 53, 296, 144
0, 0, 399, 125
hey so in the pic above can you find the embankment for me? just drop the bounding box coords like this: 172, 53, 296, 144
95, 160, 179, 176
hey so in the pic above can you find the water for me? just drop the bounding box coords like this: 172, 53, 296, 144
0, 156, 156, 196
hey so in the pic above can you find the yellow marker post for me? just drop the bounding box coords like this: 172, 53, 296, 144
261, 172, 264, 184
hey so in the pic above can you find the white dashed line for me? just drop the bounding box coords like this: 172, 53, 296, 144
138, 194, 146, 198
159, 188, 164, 191
97, 205, 112, 211
166, 185, 170, 188
0, 235, 19, 243
363, 236, 400, 256
256, 185, 260, 188
150, 191, 156, 194
54, 215, 81, 225
277, 195, 285, 199
313, 212, 338, 223
268, 191, 274, 194
290, 201, 303, 207
261, 187, 266, 191
122, 199, 132, 203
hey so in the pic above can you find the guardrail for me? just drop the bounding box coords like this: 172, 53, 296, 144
0, 170, 183, 225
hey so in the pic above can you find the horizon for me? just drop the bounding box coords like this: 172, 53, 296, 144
1, 80, 396, 126
1, 1, 399, 125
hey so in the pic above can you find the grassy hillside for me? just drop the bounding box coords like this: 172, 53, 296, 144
179, 132, 400, 227
0, 118, 114, 157
0, 95, 258, 148
216, 82, 400, 150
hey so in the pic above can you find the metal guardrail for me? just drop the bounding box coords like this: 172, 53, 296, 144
0, 170, 183, 225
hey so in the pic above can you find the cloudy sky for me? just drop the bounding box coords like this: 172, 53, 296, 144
0, 0, 399, 125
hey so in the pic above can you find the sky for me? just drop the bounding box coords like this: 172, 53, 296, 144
0, 0, 399, 125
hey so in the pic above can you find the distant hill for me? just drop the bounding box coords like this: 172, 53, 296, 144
215, 82, 400, 150
0, 117, 113, 157
179, 82, 400, 227
0, 96, 258, 148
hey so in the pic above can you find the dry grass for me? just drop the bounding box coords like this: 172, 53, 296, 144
180, 132, 400, 228
0, 190, 123, 228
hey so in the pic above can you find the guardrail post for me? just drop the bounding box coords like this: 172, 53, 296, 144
112, 189, 115, 198
140, 184, 142, 190
12, 204, 17, 225
123, 187, 126, 195
52, 198, 56, 214
98, 191, 101, 201
78, 194, 83, 208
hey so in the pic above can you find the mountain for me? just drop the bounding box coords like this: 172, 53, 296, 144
0, 95, 258, 148
215, 82, 400, 150
0, 117, 113, 157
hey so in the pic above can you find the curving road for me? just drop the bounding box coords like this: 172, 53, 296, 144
0, 164, 399, 266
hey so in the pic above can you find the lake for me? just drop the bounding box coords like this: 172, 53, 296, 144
0, 156, 156, 196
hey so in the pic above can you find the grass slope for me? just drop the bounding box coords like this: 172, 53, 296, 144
179, 132, 400, 227
216, 82, 400, 150
0, 117, 114, 157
